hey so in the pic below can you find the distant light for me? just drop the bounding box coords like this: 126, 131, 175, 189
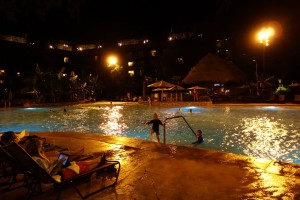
49, 45, 54, 49
97, 45, 102, 48
118, 43, 122, 46
128, 70, 134, 77
262, 106, 279, 110
24, 108, 38, 110
168, 37, 173, 41
128, 61, 134, 67
214, 83, 224, 87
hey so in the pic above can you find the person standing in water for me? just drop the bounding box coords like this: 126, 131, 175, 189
145, 113, 164, 143
192, 130, 203, 144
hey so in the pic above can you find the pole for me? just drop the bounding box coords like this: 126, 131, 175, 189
262, 45, 266, 81
253, 60, 259, 96
256, 61, 259, 96
142, 79, 146, 99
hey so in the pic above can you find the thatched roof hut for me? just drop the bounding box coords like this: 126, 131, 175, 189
182, 53, 247, 85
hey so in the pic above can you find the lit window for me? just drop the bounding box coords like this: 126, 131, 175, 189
177, 58, 184, 63
0, 80, 3, 83
64, 57, 69, 63
150, 50, 156, 56
17, 72, 21, 77
128, 62, 134, 67
0, 70, 5, 75
128, 70, 134, 77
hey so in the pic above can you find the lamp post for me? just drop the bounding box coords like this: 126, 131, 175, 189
257, 27, 274, 81
106, 55, 119, 93
252, 59, 259, 96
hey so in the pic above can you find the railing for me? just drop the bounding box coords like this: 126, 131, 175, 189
163, 115, 196, 144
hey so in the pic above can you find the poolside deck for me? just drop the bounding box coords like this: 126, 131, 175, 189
2, 131, 300, 199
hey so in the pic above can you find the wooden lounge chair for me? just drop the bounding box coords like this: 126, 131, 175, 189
0, 144, 30, 193
3, 142, 121, 199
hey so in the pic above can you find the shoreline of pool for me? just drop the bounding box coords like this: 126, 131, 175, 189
1, 100, 300, 109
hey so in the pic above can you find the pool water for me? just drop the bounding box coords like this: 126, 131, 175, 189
1, 104, 300, 164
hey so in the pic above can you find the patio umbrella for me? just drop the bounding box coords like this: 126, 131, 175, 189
148, 80, 176, 101
26, 90, 39, 94
151, 87, 171, 101
288, 83, 300, 87
288, 83, 300, 94
147, 80, 176, 88
152, 88, 169, 91
187, 86, 207, 101
167, 85, 185, 91
167, 85, 186, 101
187, 86, 207, 90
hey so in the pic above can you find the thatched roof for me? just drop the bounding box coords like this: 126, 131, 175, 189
182, 53, 247, 85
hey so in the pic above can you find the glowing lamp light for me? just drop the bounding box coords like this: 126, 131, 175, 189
257, 27, 275, 46
107, 56, 118, 67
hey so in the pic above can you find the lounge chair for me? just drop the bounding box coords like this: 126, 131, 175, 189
3, 142, 121, 199
19, 135, 69, 152
0, 144, 30, 192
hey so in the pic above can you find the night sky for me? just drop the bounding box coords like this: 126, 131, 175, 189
1, 0, 300, 81
1, 0, 299, 43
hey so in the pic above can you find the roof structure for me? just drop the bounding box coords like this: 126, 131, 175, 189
182, 53, 247, 85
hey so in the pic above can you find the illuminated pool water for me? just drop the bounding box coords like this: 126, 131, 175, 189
1, 104, 300, 164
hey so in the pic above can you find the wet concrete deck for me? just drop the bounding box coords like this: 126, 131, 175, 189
2, 131, 300, 200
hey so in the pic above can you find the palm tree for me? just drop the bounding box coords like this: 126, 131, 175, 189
258, 75, 277, 99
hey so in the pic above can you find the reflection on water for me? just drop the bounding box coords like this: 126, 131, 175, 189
0, 104, 299, 164
227, 116, 298, 163
100, 106, 128, 135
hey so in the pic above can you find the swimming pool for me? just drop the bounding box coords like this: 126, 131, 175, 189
1, 103, 300, 164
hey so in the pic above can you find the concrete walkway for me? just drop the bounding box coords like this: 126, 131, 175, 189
2, 132, 300, 200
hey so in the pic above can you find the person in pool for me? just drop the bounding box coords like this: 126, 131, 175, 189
145, 113, 164, 143
192, 129, 203, 144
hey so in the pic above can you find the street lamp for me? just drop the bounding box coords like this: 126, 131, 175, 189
106, 55, 119, 93
106, 55, 121, 73
107, 55, 118, 68
252, 59, 259, 96
257, 27, 274, 80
